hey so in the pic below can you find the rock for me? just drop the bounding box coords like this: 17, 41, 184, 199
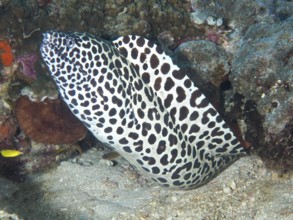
174, 40, 230, 87
173, 40, 231, 108
231, 16, 293, 170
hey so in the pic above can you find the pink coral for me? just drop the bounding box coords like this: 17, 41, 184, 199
206, 29, 221, 44
16, 53, 38, 79
205, 28, 229, 45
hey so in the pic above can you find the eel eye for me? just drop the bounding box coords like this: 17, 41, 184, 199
66, 38, 75, 48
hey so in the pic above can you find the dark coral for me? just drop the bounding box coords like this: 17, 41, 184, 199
15, 96, 87, 144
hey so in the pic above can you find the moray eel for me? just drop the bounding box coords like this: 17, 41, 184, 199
40, 31, 247, 189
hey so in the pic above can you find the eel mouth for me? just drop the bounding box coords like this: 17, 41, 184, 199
40, 32, 51, 57
40, 31, 88, 78
40, 31, 62, 62
40, 31, 72, 64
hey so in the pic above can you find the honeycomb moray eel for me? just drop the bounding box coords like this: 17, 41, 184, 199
40, 31, 247, 189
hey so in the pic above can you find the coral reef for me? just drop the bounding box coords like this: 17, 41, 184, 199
0, 0, 291, 219
0, 0, 291, 185
191, 0, 293, 30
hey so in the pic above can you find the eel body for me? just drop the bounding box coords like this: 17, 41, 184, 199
40, 31, 246, 189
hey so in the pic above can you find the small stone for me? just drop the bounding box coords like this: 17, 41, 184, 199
101, 177, 109, 183
124, 170, 138, 180
99, 158, 115, 166
106, 181, 119, 189
228, 181, 237, 190
137, 175, 147, 185
223, 185, 232, 194
150, 201, 157, 207
271, 172, 280, 181
190, 12, 205, 24
216, 18, 223, 26
72, 158, 93, 166
79, 160, 93, 166
207, 16, 217, 25
171, 196, 177, 202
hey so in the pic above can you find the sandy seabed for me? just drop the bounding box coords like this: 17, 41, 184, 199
0, 147, 292, 220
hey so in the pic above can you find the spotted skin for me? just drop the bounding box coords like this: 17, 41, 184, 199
40, 31, 246, 189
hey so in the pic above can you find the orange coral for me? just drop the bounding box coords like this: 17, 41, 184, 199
0, 40, 13, 67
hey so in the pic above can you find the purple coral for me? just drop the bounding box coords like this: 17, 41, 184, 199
16, 53, 38, 79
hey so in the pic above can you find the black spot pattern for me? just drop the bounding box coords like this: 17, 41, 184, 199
164, 77, 175, 91
136, 37, 145, 47
142, 72, 150, 84
123, 36, 130, 44
176, 86, 186, 102
161, 63, 170, 74
164, 94, 173, 108
131, 48, 138, 59
154, 77, 162, 91
150, 54, 159, 69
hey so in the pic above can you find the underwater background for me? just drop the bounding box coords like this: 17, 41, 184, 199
0, 0, 292, 219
